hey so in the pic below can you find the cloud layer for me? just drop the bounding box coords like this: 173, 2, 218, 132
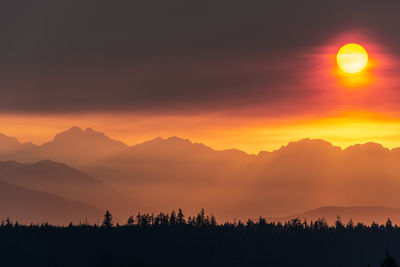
1, 0, 399, 114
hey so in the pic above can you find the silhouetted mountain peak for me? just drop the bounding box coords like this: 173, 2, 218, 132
0, 133, 36, 156
30, 159, 70, 169
166, 136, 192, 144
52, 127, 111, 142
41, 127, 128, 157
136, 136, 210, 151
84, 127, 108, 138
68, 126, 83, 133
272, 138, 341, 155
0, 133, 34, 147
286, 138, 337, 148
344, 142, 389, 154
0, 133, 20, 144
0, 127, 129, 165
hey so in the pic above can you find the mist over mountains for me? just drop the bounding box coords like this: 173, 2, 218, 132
1, 126, 400, 224
0, 180, 102, 225
0, 133, 35, 156
0, 127, 127, 166
0, 160, 131, 218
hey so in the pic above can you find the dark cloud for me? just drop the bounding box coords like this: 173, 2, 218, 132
0, 0, 399, 114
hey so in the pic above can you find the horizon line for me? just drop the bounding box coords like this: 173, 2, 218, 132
1, 126, 398, 155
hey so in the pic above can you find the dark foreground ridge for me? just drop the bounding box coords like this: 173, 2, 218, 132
1, 209, 400, 267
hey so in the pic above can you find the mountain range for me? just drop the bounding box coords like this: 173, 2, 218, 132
0, 180, 102, 225
0, 160, 131, 215
0, 127, 127, 166
0, 133, 35, 156
2, 127, 400, 224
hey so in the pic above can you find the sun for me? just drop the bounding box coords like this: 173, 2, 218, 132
336, 43, 368, 74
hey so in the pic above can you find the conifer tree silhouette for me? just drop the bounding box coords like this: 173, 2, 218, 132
102, 210, 113, 228
346, 219, 354, 229
4, 210, 400, 267
335, 215, 344, 229
170, 210, 177, 225
126, 216, 134, 226
386, 218, 393, 229
210, 214, 217, 226
196, 209, 206, 227
177, 208, 185, 225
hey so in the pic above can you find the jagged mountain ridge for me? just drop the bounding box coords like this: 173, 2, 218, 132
2, 127, 400, 221
0, 127, 128, 166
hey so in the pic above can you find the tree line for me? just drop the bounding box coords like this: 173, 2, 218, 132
1, 209, 400, 267
102, 208, 217, 228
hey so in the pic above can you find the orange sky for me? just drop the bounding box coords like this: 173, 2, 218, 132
2, 110, 400, 154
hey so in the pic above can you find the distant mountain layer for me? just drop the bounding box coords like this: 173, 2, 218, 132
273, 206, 400, 225
3, 127, 400, 222
0, 127, 127, 166
0, 133, 35, 155
0, 180, 102, 225
0, 160, 133, 218
85, 136, 400, 220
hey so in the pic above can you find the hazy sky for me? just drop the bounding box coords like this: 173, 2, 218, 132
1, 0, 400, 152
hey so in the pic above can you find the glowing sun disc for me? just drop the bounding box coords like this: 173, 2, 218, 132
337, 43, 368, 74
